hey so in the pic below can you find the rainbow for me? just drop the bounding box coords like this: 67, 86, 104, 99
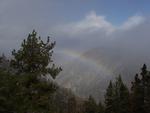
56, 49, 114, 76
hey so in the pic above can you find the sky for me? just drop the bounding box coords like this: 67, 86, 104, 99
0, 0, 150, 65
1, 0, 150, 99
0, 0, 150, 66
0, 0, 150, 54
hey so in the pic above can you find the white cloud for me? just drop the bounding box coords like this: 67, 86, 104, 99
54, 11, 115, 36
54, 11, 145, 38
119, 15, 145, 30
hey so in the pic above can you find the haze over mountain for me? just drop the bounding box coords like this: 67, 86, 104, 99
54, 14, 150, 100
56, 43, 150, 100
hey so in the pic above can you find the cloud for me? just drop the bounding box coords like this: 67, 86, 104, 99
54, 11, 145, 38
54, 11, 115, 36
0, 0, 60, 55
50, 11, 147, 53
54, 12, 150, 99
120, 15, 145, 30
0, 5, 147, 58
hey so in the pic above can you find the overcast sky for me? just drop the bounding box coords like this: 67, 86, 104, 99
0, 0, 150, 57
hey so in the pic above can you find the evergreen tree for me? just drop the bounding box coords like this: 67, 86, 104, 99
131, 73, 145, 113
131, 64, 150, 113
84, 95, 98, 113
0, 69, 14, 113
142, 64, 150, 113
10, 30, 62, 78
105, 80, 114, 113
0, 56, 2, 63
0, 54, 10, 70
114, 75, 130, 113
7, 30, 62, 113
97, 101, 104, 113
105, 76, 130, 113
144, 75, 150, 113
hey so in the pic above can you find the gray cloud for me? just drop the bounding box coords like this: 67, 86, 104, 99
0, 0, 57, 54
51, 11, 146, 54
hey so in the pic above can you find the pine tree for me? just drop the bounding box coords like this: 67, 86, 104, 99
142, 64, 150, 113
130, 64, 150, 113
144, 75, 150, 113
97, 101, 104, 113
0, 70, 12, 113
0, 56, 2, 63
114, 75, 130, 113
8, 30, 62, 113
10, 30, 62, 78
84, 95, 98, 113
105, 80, 114, 113
105, 76, 130, 113
0, 54, 10, 70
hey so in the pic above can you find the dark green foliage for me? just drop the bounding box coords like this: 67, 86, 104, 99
114, 75, 130, 113
0, 69, 15, 113
144, 74, 150, 113
84, 95, 98, 113
10, 30, 62, 78
0, 30, 63, 113
49, 88, 82, 113
131, 74, 145, 113
14, 73, 58, 113
97, 102, 105, 113
0, 54, 10, 70
131, 64, 150, 113
105, 81, 114, 113
105, 76, 130, 113
0, 57, 2, 63
142, 65, 150, 113
0, 70, 59, 113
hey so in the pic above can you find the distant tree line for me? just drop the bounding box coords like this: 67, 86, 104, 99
0, 30, 150, 113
